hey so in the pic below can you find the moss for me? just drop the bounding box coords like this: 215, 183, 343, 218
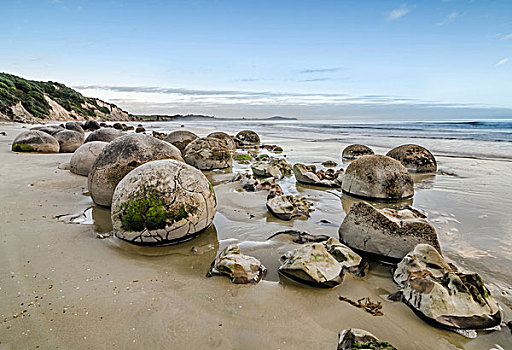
352, 341, 396, 349
257, 154, 269, 160
12, 143, 34, 152
208, 181, 217, 205
234, 153, 252, 161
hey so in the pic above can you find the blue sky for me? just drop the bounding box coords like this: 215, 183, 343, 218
1, 0, 511, 119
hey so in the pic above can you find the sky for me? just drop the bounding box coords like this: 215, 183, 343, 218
1, 0, 511, 120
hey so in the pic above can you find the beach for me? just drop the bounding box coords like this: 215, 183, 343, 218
1, 121, 511, 349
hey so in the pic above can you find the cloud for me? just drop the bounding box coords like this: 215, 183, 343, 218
298, 78, 331, 82
387, 4, 412, 21
437, 12, 461, 26
299, 67, 345, 74
494, 58, 509, 66
499, 33, 512, 40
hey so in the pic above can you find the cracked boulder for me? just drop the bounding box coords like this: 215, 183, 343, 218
207, 244, 266, 284
342, 144, 374, 160
293, 163, 343, 187
207, 131, 236, 152
341, 155, 414, 201
88, 134, 184, 207
54, 129, 84, 153
393, 244, 502, 330
112, 159, 216, 245
339, 202, 440, 263
337, 329, 396, 350
70, 141, 108, 176
386, 144, 437, 173
164, 130, 199, 154
266, 194, 313, 220
85, 128, 123, 143
11, 130, 60, 153
235, 130, 260, 148
183, 137, 232, 170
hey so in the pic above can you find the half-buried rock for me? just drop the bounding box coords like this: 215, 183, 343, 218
337, 328, 396, 350
339, 202, 440, 263
207, 131, 236, 152
342, 144, 374, 160
54, 129, 84, 153
235, 130, 260, 148
183, 137, 232, 170
11, 130, 60, 153
207, 244, 266, 284
386, 144, 437, 173
266, 194, 313, 220
111, 159, 216, 245
88, 134, 183, 206
164, 130, 198, 154
342, 155, 414, 201
393, 244, 502, 330
293, 163, 343, 187
70, 141, 108, 176
85, 128, 123, 143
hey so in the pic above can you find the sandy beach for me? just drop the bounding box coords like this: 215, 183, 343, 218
1, 122, 511, 350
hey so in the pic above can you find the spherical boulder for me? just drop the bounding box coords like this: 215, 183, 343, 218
207, 131, 236, 151
54, 129, 84, 153
83, 120, 101, 131
31, 125, 65, 136
88, 134, 184, 207
183, 137, 232, 170
341, 155, 414, 201
11, 130, 60, 153
111, 159, 216, 245
386, 144, 437, 173
65, 121, 85, 134
342, 144, 374, 160
235, 130, 260, 148
70, 141, 108, 176
164, 130, 198, 154
85, 128, 123, 143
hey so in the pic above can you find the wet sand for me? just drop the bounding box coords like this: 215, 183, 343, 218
0, 123, 511, 349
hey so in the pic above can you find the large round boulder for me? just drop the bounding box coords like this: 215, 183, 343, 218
83, 120, 101, 131
70, 141, 108, 176
386, 144, 437, 173
88, 134, 184, 207
207, 131, 236, 151
11, 130, 60, 153
85, 128, 123, 143
164, 130, 198, 154
65, 121, 85, 134
183, 137, 232, 170
341, 155, 414, 201
111, 159, 216, 245
342, 144, 374, 160
31, 125, 65, 136
54, 129, 84, 153
235, 130, 260, 148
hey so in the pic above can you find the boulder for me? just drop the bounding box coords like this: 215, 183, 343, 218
339, 202, 440, 263
83, 120, 101, 131
11, 130, 60, 153
235, 130, 260, 148
88, 134, 184, 207
322, 160, 337, 167
293, 163, 343, 187
85, 128, 123, 143
261, 144, 284, 153
386, 144, 437, 173
183, 137, 232, 170
31, 125, 65, 136
65, 121, 84, 134
135, 125, 146, 133
207, 244, 266, 284
232, 173, 275, 192
54, 129, 84, 153
111, 159, 216, 245
70, 141, 108, 176
337, 329, 396, 350
164, 130, 199, 154
113, 123, 123, 130
266, 194, 313, 220
207, 131, 236, 151
342, 144, 374, 160
393, 244, 502, 330
341, 155, 414, 201
251, 161, 281, 178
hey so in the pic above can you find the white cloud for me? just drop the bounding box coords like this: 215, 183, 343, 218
499, 33, 512, 40
437, 12, 460, 26
387, 4, 412, 21
494, 58, 509, 66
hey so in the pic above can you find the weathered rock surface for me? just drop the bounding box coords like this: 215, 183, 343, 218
341, 155, 414, 201
266, 194, 313, 220
207, 131, 236, 152
235, 130, 260, 148
88, 134, 184, 207
183, 137, 232, 170
393, 244, 502, 330
387, 144, 437, 173
261, 144, 283, 153
207, 244, 266, 284
54, 129, 84, 153
164, 130, 199, 154
342, 144, 374, 160
322, 160, 337, 167
135, 125, 146, 133
251, 161, 281, 178
31, 125, 65, 136
111, 159, 216, 245
337, 329, 396, 350
83, 120, 101, 131
70, 141, 108, 176
339, 202, 440, 263
65, 121, 85, 134
11, 130, 60, 153
84, 128, 123, 143
293, 163, 343, 187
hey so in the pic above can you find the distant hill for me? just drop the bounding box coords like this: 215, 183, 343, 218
0, 72, 134, 122
138, 114, 298, 121
266, 116, 297, 120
